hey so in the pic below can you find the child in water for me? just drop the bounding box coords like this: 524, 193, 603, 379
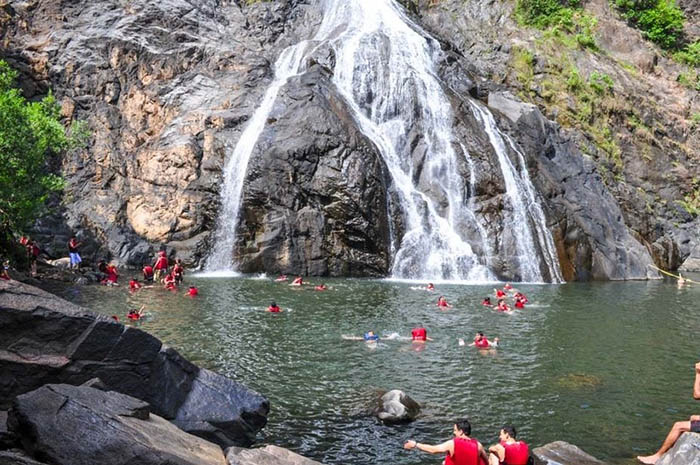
267, 301, 281, 313
127, 305, 145, 321
187, 286, 199, 297
437, 296, 452, 308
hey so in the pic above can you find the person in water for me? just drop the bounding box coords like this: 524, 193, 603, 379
153, 250, 169, 282
290, 276, 303, 286
482, 297, 492, 307
363, 331, 380, 343
488, 425, 529, 465
514, 296, 525, 309
172, 259, 184, 284
187, 286, 199, 297
102, 263, 119, 285
267, 301, 281, 313
129, 278, 142, 291
411, 327, 433, 342
142, 263, 154, 283
513, 292, 528, 304
315, 283, 328, 291
504, 283, 513, 291
437, 296, 452, 308
403, 418, 488, 465
127, 305, 145, 321
496, 299, 510, 312
637, 361, 700, 464
427, 283, 435, 291
495, 288, 506, 299
163, 272, 176, 290
275, 274, 288, 282
469, 332, 499, 348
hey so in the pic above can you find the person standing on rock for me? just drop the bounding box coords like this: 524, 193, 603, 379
153, 251, 168, 283
68, 236, 82, 270
404, 418, 488, 465
637, 361, 700, 464
487, 425, 529, 465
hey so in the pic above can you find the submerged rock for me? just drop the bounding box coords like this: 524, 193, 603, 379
657, 432, 700, 465
374, 389, 421, 424
8, 384, 227, 465
0, 279, 269, 448
226, 445, 325, 465
533, 441, 607, 465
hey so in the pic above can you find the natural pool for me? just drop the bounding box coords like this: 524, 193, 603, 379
46, 274, 700, 465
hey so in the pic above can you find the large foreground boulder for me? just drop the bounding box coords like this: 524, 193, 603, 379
0, 280, 269, 447
0, 450, 47, 465
8, 384, 226, 465
533, 441, 607, 465
657, 432, 700, 465
226, 445, 325, 465
373, 389, 421, 424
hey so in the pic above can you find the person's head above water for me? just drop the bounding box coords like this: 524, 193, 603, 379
500, 425, 517, 440
270, 301, 277, 307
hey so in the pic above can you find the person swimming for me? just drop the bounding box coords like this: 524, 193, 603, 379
496, 299, 511, 312
267, 301, 281, 313
187, 286, 199, 297
363, 331, 380, 343
495, 288, 506, 298
482, 297, 492, 306
127, 306, 145, 321
513, 292, 528, 304
469, 332, 499, 348
514, 297, 525, 309
163, 272, 177, 290
427, 283, 435, 291
504, 283, 513, 290
290, 276, 303, 286
275, 275, 288, 282
129, 278, 142, 291
437, 296, 452, 308
315, 283, 328, 291
411, 327, 433, 342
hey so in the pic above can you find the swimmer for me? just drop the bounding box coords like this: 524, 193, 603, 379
267, 301, 281, 313
127, 305, 145, 321
513, 292, 528, 304
163, 272, 177, 290
469, 332, 499, 348
363, 331, 380, 343
290, 276, 303, 286
427, 283, 435, 291
496, 299, 511, 312
101, 264, 119, 286
514, 297, 525, 309
411, 327, 433, 342
129, 278, 142, 291
437, 296, 452, 308
187, 286, 199, 297
504, 283, 513, 291
315, 283, 328, 291
678, 273, 687, 288
142, 263, 154, 283
495, 288, 506, 299
481, 297, 492, 307
172, 259, 184, 284
275, 274, 288, 282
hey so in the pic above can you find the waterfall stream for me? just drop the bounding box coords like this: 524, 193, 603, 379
204, 0, 562, 283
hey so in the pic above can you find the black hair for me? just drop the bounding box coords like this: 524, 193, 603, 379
455, 419, 472, 436
502, 425, 517, 439
478, 332, 484, 337
270, 301, 277, 306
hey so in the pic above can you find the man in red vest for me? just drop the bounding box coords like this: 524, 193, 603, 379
404, 419, 488, 465
488, 425, 529, 465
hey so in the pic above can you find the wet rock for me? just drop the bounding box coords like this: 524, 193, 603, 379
374, 389, 421, 424
8, 384, 227, 465
0, 449, 47, 465
0, 279, 269, 448
225, 445, 325, 465
533, 441, 607, 465
0, 411, 18, 449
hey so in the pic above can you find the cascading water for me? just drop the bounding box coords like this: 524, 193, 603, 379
204, 0, 563, 283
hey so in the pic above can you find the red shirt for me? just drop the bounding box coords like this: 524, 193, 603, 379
188, 288, 199, 296
155, 256, 168, 270
129, 280, 140, 290
445, 437, 480, 465
411, 328, 427, 341
496, 290, 506, 298
268, 305, 281, 313
515, 300, 524, 309
501, 441, 529, 465
474, 337, 490, 348
143, 265, 153, 276
438, 300, 449, 307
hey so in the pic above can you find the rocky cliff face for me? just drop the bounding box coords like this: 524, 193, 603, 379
1, 0, 697, 279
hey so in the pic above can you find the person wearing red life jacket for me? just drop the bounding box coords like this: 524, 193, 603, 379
153, 251, 169, 282
290, 276, 303, 286
514, 297, 525, 309
504, 283, 513, 291
427, 283, 435, 291
315, 283, 328, 291
404, 419, 488, 465
411, 327, 433, 342
496, 299, 510, 312
163, 272, 176, 290
495, 288, 506, 299
482, 297, 492, 307
514, 292, 528, 304
267, 301, 281, 313
142, 263, 154, 283
437, 296, 452, 308
470, 332, 499, 349
275, 275, 288, 282
172, 259, 184, 284
129, 278, 142, 291
187, 286, 199, 297
102, 264, 118, 285
488, 425, 529, 465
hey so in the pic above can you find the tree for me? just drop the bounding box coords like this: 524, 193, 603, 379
0, 59, 73, 260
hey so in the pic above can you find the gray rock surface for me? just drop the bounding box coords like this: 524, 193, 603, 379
0, 449, 47, 465
657, 432, 700, 465
8, 384, 227, 465
374, 389, 421, 424
0, 411, 17, 450
533, 441, 607, 465
226, 445, 325, 465
0, 279, 269, 448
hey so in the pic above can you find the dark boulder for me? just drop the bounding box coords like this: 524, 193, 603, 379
8, 384, 226, 465
373, 389, 421, 424
0, 449, 47, 465
0, 411, 17, 450
533, 441, 607, 465
0, 279, 269, 448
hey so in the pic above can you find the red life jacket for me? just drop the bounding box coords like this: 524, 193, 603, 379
475, 337, 490, 348
501, 441, 529, 465
445, 437, 480, 465
411, 328, 427, 341
155, 256, 168, 270
268, 305, 280, 313
188, 288, 198, 296
129, 280, 139, 290
143, 265, 153, 276
515, 300, 524, 309
496, 290, 506, 298
438, 299, 449, 307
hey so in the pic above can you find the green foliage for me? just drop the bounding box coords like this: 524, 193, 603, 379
0, 60, 77, 235
516, 0, 598, 50
691, 112, 700, 129
678, 183, 700, 216
589, 72, 614, 94
673, 41, 700, 67
513, 47, 536, 91
614, 0, 685, 49
677, 70, 700, 91
566, 66, 584, 91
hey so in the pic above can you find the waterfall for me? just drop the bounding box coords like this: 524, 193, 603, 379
204, 0, 563, 283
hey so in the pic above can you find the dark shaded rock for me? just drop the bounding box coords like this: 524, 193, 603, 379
373, 389, 421, 424
226, 445, 325, 465
0, 279, 269, 448
533, 441, 607, 465
0, 411, 18, 450
0, 449, 47, 465
657, 432, 700, 465
8, 384, 226, 465
79, 377, 108, 390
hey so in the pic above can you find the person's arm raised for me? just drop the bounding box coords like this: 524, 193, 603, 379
404, 439, 454, 456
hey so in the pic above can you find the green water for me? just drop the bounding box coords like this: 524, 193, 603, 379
47, 275, 700, 464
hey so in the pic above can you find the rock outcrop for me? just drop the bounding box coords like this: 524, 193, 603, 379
0, 279, 269, 448
8, 384, 227, 465
657, 432, 700, 465
533, 441, 607, 465
373, 389, 421, 424
226, 445, 325, 465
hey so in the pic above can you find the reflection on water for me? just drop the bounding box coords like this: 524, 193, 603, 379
45, 275, 700, 465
